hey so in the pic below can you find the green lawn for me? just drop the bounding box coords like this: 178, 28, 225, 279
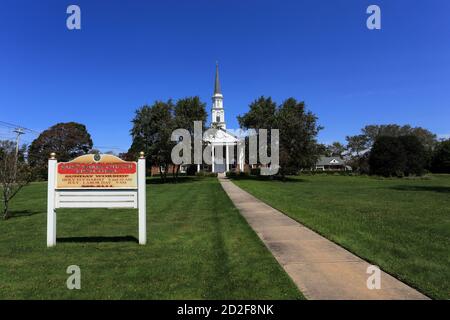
231, 174, 450, 300
0, 177, 302, 299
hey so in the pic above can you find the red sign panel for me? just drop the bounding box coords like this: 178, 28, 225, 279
58, 163, 136, 175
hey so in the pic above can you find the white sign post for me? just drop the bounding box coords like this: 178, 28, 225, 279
138, 153, 146, 245
47, 152, 147, 247
47, 153, 57, 247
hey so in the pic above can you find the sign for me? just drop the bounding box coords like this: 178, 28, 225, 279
56, 154, 137, 189
47, 153, 147, 247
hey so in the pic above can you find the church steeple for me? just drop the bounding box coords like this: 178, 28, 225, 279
214, 62, 221, 95
211, 63, 226, 129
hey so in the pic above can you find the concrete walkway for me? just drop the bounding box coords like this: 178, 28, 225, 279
219, 176, 429, 300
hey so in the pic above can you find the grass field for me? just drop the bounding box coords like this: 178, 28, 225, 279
231, 174, 450, 300
0, 177, 302, 299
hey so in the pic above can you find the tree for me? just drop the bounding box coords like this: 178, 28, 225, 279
238, 96, 322, 176
130, 101, 175, 182
348, 124, 436, 173
28, 122, 93, 180
346, 135, 369, 157
174, 96, 208, 134
398, 135, 427, 176
369, 136, 407, 177
327, 142, 346, 157
0, 140, 31, 219
316, 143, 330, 156
431, 139, 450, 173
237, 96, 277, 132
361, 124, 437, 149
173, 97, 208, 179
238, 97, 278, 173
345, 134, 370, 173
129, 97, 208, 182
277, 98, 322, 175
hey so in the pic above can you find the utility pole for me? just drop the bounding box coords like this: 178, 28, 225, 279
12, 128, 25, 179
13, 128, 25, 157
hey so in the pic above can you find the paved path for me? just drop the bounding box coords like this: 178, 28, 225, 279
218, 176, 429, 300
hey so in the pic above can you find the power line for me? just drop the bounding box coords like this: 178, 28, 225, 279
94, 146, 123, 149
0, 120, 41, 135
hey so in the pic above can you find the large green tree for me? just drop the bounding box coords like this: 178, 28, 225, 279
369, 136, 407, 177
362, 124, 437, 149
28, 122, 93, 180
237, 96, 277, 132
238, 96, 322, 176
129, 100, 175, 181
277, 98, 322, 174
173, 97, 208, 178
398, 135, 427, 176
174, 96, 208, 134
369, 135, 427, 177
431, 139, 450, 173
346, 124, 436, 172
129, 97, 208, 181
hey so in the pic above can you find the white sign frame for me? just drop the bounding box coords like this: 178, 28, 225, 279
47, 153, 147, 247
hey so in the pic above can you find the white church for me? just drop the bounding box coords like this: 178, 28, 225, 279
201, 64, 244, 173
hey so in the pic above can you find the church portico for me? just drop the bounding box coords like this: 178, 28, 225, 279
209, 143, 239, 173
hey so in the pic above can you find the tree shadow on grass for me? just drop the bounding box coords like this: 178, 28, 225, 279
4, 210, 42, 219
57, 235, 138, 243
146, 176, 202, 185
229, 175, 308, 183
390, 185, 450, 194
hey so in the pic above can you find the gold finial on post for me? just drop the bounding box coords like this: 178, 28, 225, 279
139, 151, 145, 159
50, 152, 56, 160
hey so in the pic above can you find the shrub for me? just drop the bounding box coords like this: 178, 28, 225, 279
195, 170, 217, 177
226, 171, 249, 178
185, 165, 198, 176
225, 171, 235, 178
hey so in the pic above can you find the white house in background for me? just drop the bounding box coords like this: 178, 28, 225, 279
201, 64, 243, 173
315, 156, 352, 171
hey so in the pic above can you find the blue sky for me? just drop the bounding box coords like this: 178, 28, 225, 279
1, 0, 449, 152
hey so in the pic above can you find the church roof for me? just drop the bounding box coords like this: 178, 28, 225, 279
214, 63, 221, 95
316, 156, 345, 166
203, 127, 238, 143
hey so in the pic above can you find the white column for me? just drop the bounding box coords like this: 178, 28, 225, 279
211, 144, 215, 173
47, 153, 57, 247
138, 152, 147, 245
238, 144, 244, 172
197, 164, 200, 172
226, 144, 230, 172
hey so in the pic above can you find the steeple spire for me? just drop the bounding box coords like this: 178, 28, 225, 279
211, 62, 225, 129
214, 62, 221, 95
